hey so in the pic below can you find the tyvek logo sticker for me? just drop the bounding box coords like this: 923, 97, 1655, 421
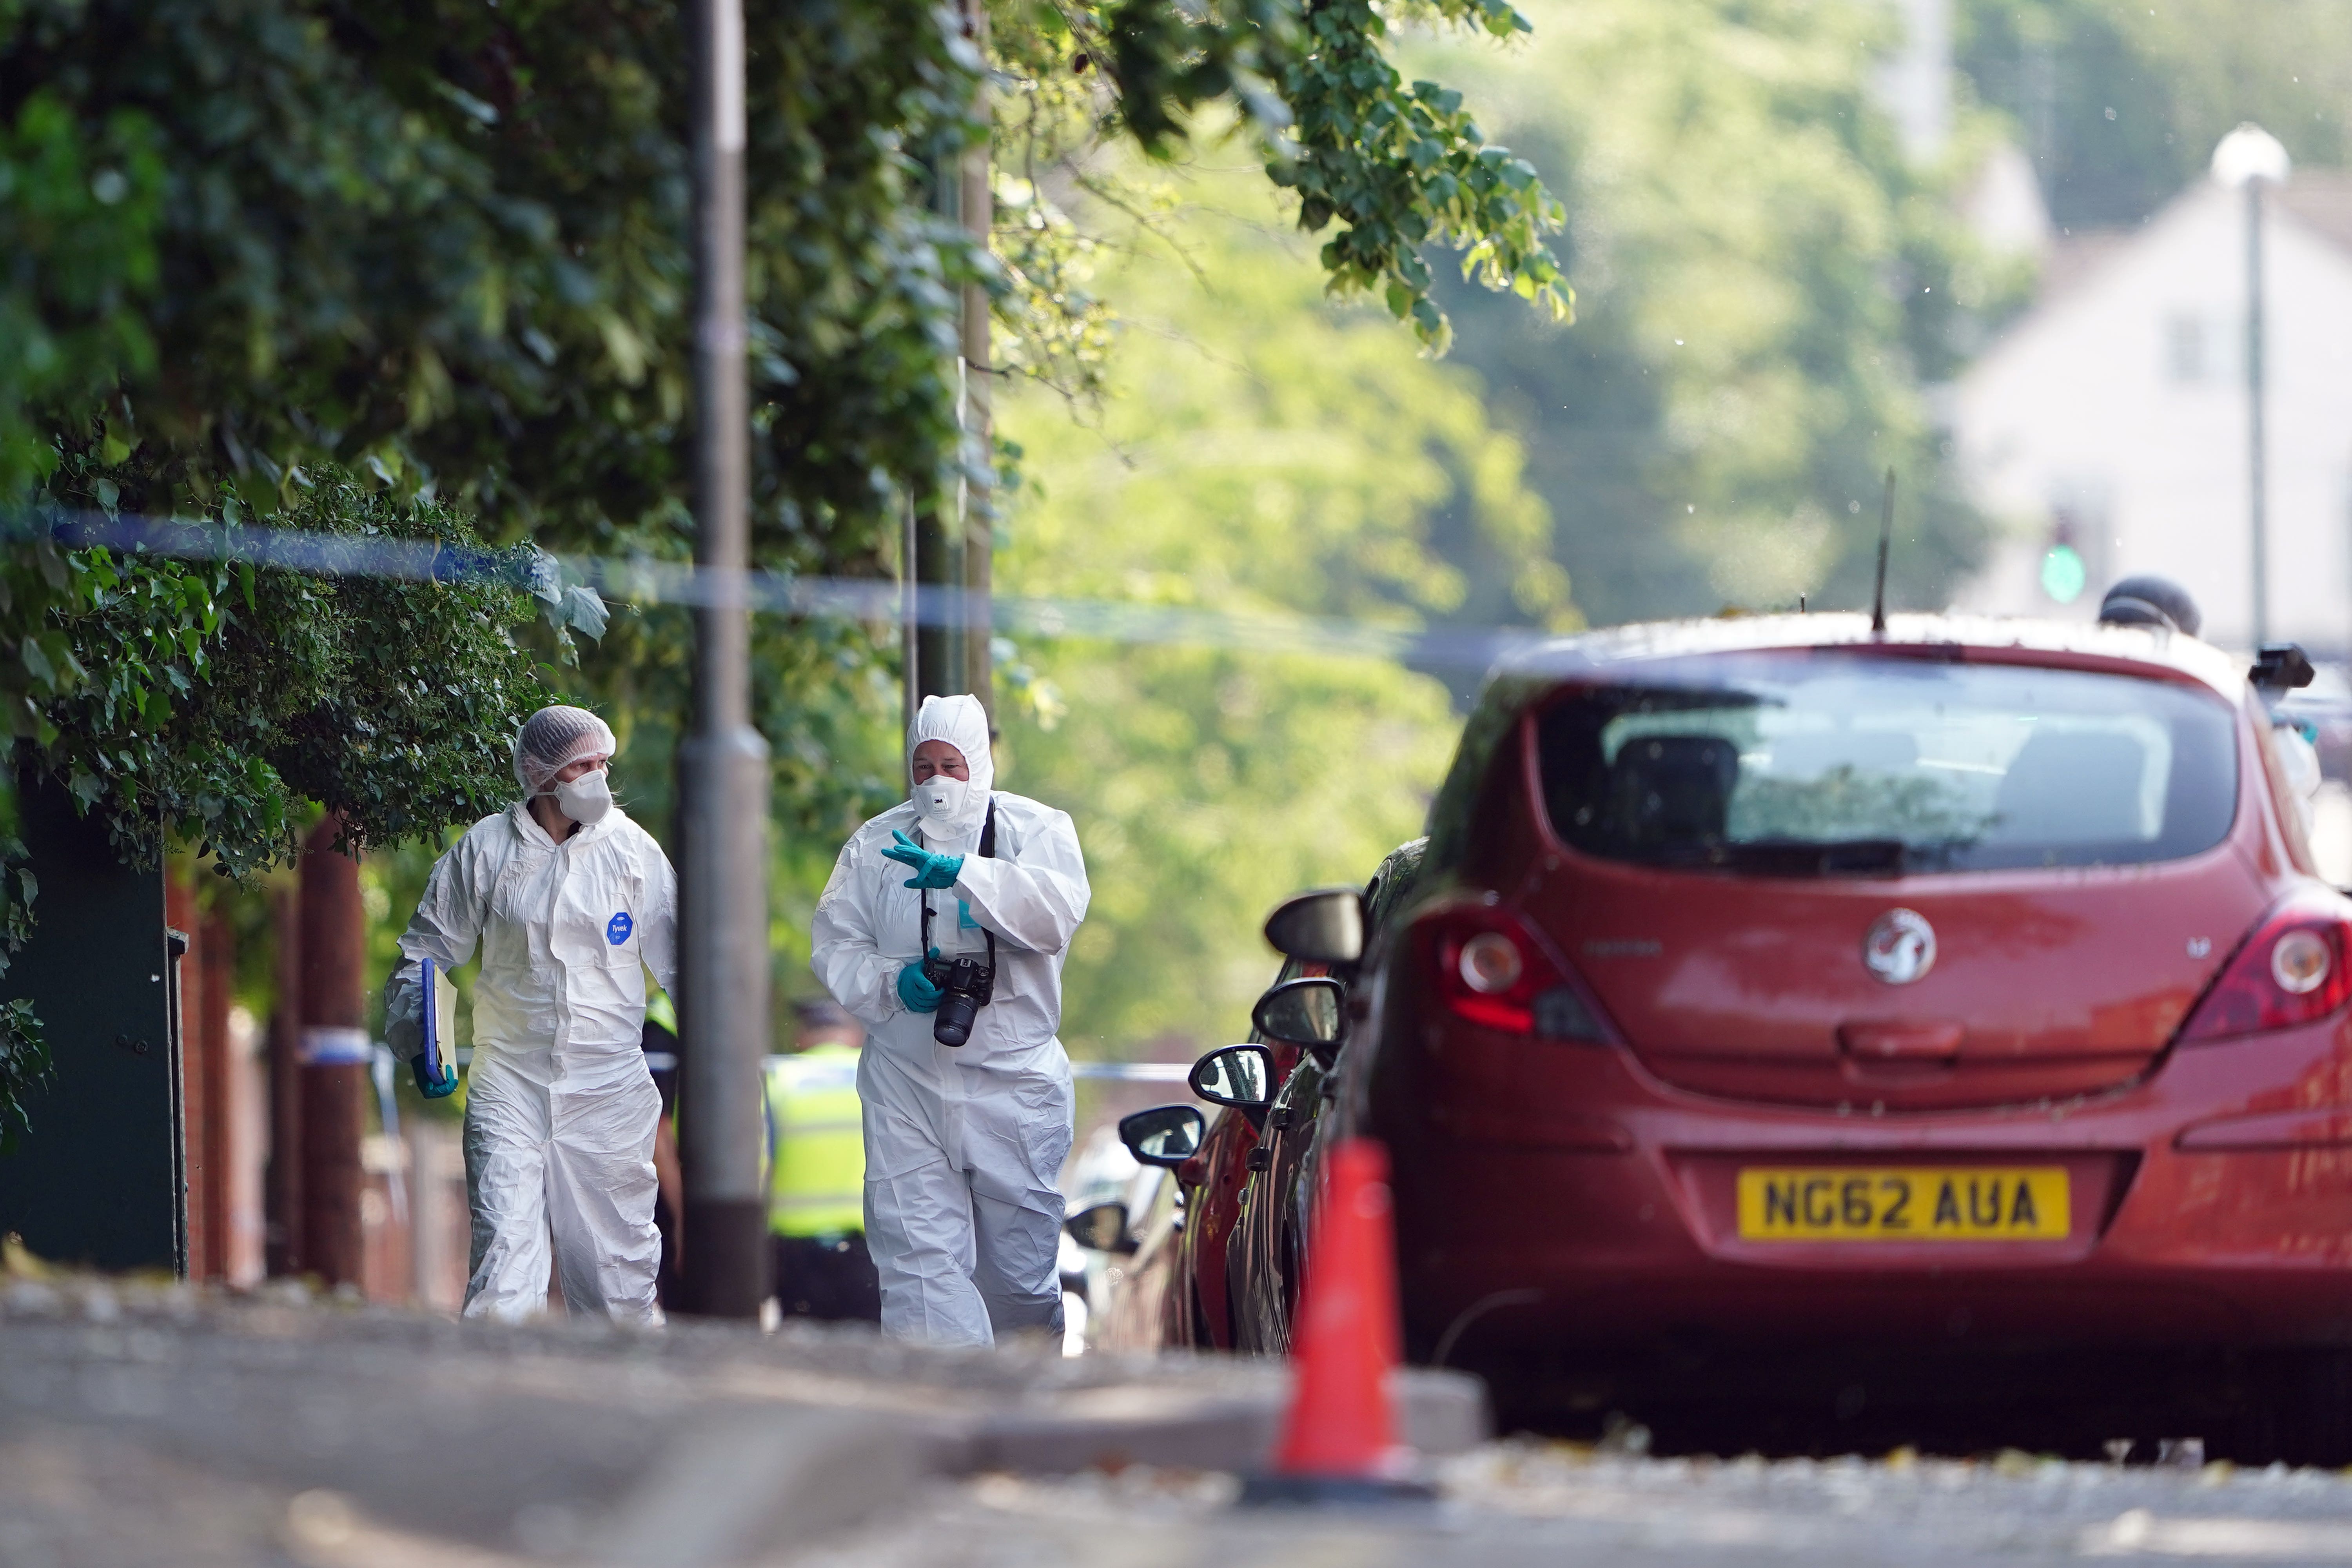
607, 912, 634, 946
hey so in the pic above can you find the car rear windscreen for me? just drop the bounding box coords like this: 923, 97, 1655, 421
1533, 652, 2239, 874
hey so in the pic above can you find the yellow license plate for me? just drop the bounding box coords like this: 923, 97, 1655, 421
1735, 1167, 2070, 1241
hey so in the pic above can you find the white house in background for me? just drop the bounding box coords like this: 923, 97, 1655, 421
1949, 173, 2352, 657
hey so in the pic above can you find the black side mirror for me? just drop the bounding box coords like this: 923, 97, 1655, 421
1064, 1200, 1136, 1255
1119, 1104, 1206, 1169
2254, 643, 2317, 693
1253, 976, 1345, 1047
1189, 1043, 1275, 1109
1263, 888, 1365, 965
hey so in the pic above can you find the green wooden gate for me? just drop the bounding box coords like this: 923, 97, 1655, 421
0, 780, 180, 1271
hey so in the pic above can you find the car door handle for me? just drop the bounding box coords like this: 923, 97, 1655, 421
1838, 1021, 1965, 1060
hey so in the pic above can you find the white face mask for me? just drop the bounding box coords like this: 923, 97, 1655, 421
554, 769, 614, 826
913, 773, 968, 826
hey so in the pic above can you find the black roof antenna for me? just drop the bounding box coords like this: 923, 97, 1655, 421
1871, 467, 1895, 635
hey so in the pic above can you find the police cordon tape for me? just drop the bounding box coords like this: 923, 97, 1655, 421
17, 505, 1551, 672
455, 1047, 1189, 1081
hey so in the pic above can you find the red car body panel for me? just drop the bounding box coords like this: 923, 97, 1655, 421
1345, 613, 2352, 1376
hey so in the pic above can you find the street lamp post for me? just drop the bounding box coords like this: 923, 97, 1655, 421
2212, 123, 2291, 650
677, 0, 771, 1320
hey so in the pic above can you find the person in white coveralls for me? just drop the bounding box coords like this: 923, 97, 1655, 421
810, 694, 1091, 1346
385, 704, 677, 1323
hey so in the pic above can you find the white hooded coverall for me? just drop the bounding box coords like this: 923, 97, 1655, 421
386, 798, 677, 1323
811, 695, 1090, 1346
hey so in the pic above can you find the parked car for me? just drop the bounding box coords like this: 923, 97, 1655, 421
1062, 1126, 1183, 1354
1163, 993, 1313, 1350
1224, 613, 2352, 1459
1073, 975, 1307, 1352
1224, 838, 1425, 1355
1079, 849, 1419, 1351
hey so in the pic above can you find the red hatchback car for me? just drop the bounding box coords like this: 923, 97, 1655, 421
1329, 612, 2352, 1456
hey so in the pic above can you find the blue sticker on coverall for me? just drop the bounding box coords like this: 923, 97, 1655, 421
607, 912, 633, 945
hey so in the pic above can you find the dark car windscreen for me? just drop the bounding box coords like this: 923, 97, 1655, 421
1533, 652, 2239, 874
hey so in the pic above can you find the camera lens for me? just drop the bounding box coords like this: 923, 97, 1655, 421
935, 990, 981, 1047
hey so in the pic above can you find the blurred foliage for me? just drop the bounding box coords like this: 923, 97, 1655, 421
26, 466, 569, 875
0, 0, 985, 546
1, 0, 1570, 557
1956, 0, 2352, 228
995, 169, 1564, 1050
1408, 0, 1993, 630
0, 465, 566, 1143
0, 85, 162, 497
991, 0, 1570, 383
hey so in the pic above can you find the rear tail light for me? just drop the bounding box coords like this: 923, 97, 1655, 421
2178, 889, 2352, 1042
1424, 904, 1613, 1042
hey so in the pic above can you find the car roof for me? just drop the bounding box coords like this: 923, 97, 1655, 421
1491, 612, 2247, 701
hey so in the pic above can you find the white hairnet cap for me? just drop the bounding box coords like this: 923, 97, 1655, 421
907, 694, 994, 833
514, 704, 617, 795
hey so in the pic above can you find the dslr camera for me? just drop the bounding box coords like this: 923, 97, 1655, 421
922, 950, 996, 1047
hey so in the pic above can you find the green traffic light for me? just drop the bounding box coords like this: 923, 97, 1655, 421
2041, 544, 2087, 604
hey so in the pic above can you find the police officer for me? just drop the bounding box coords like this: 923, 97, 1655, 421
765, 998, 881, 1320
2097, 575, 2202, 637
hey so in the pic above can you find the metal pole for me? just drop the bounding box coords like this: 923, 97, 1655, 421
914, 493, 959, 701
677, 0, 771, 1321
903, 494, 920, 735
959, 0, 994, 722
2247, 176, 2271, 650
913, 132, 960, 704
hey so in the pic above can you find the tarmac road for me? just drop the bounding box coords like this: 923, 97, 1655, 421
14, 1268, 2352, 1567
814, 1446, 2352, 1568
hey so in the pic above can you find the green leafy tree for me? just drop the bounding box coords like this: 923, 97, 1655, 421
993, 0, 1571, 374
30, 466, 581, 873
1957, 0, 2352, 228
0, 465, 577, 1147
1410, 0, 1991, 629
995, 171, 1568, 1051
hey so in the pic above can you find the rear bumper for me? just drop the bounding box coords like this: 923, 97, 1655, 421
1378, 1015, 2352, 1359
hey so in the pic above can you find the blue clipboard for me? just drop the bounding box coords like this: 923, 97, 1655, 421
419, 956, 457, 1081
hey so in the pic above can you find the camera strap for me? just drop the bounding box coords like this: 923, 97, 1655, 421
918, 797, 997, 971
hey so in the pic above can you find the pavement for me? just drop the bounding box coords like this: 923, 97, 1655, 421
0, 1266, 1481, 1567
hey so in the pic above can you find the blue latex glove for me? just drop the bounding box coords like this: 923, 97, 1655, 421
411, 1056, 459, 1099
883, 828, 963, 890
897, 950, 946, 1013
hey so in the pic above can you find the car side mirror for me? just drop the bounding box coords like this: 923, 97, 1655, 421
2255, 642, 2317, 693
1189, 1044, 1275, 1109
1064, 1200, 1136, 1255
1119, 1105, 1206, 1169
1253, 976, 1345, 1047
1263, 888, 1365, 965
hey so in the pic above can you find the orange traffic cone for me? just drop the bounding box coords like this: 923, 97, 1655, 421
1240, 1138, 1436, 1505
